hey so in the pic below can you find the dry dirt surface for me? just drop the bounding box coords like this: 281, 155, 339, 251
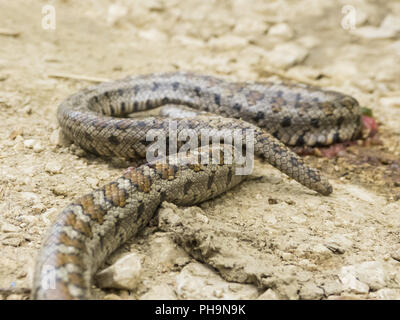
1, 0, 400, 300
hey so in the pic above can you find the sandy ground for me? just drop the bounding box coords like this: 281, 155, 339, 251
1, 0, 400, 300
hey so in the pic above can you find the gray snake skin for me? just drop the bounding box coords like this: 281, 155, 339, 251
32, 72, 362, 299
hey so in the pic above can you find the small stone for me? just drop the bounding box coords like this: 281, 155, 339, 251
375, 65, 398, 82
325, 234, 353, 252
51, 185, 69, 196
321, 280, 343, 296
119, 290, 134, 300
20, 165, 37, 177
324, 243, 345, 255
268, 198, 278, 205
297, 36, 320, 49
13, 138, 24, 151
194, 212, 209, 224
262, 43, 308, 69
175, 263, 258, 300
233, 18, 268, 37
86, 177, 99, 188
9, 128, 23, 140
380, 15, 400, 33
98, 171, 110, 180
56, 130, 72, 147
49, 129, 60, 145
19, 215, 37, 225
140, 285, 177, 300
23, 139, 36, 149
290, 215, 306, 224
323, 61, 359, 79
31, 202, 46, 215
339, 271, 369, 294
286, 66, 322, 81
257, 289, 279, 300
20, 192, 39, 206
138, 29, 168, 42
310, 244, 332, 257
348, 261, 390, 291
299, 282, 325, 300
236, 45, 269, 66
45, 161, 62, 174
1, 222, 20, 233
267, 23, 293, 40
33, 142, 44, 153
280, 252, 293, 261
172, 35, 204, 48
353, 78, 376, 93
298, 259, 315, 269
1, 236, 23, 247
208, 35, 248, 50
22, 105, 32, 115
380, 97, 400, 109
339, 261, 390, 293
149, 234, 191, 268
41, 208, 59, 224
390, 248, 400, 262
371, 288, 400, 300
354, 10, 368, 27
95, 253, 142, 290
106, 4, 128, 26
351, 25, 396, 39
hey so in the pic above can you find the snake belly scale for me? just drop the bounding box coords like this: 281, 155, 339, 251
32, 72, 362, 299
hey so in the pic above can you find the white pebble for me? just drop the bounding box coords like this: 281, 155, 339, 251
106, 4, 128, 26
171, 35, 205, 48
380, 97, 400, 109
262, 43, 308, 69
208, 35, 248, 50
49, 129, 61, 145
339, 271, 369, 294
268, 23, 293, 40
41, 208, 59, 224
138, 29, 168, 43
296, 36, 320, 49
20, 192, 39, 205
1, 222, 20, 233
95, 253, 142, 290
86, 177, 99, 188
33, 142, 44, 153
339, 261, 391, 293
350, 14, 400, 40
371, 288, 400, 300
175, 263, 258, 300
380, 15, 400, 33
233, 18, 269, 37
20, 215, 38, 225
257, 289, 279, 300
23, 139, 36, 149
140, 285, 177, 300
349, 261, 390, 291
45, 161, 62, 174
21, 105, 32, 115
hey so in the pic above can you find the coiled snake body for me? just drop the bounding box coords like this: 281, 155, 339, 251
32, 72, 362, 299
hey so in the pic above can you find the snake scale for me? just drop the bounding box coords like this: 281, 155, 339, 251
32, 72, 362, 299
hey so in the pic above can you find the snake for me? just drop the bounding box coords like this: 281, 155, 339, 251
32, 72, 362, 299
